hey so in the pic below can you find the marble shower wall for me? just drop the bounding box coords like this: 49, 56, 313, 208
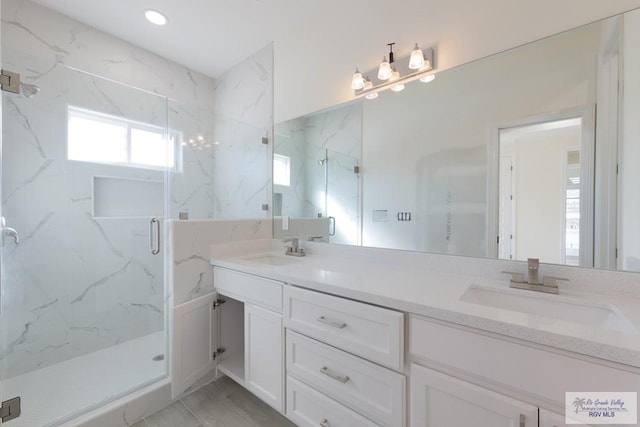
212, 45, 273, 219
0, 0, 218, 379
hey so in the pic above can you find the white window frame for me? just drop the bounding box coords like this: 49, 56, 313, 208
67, 105, 182, 171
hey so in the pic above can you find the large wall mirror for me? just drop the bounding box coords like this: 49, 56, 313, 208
274, 8, 640, 273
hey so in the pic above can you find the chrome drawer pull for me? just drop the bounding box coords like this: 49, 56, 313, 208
317, 316, 347, 329
320, 366, 350, 383
320, 419, 330, 427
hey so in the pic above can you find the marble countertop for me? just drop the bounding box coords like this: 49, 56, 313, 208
210, 241, 640, 369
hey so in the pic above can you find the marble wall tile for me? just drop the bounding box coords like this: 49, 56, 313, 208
167, 219, 272, 307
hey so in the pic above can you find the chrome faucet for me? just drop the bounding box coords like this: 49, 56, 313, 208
502, 258, 568, 295
527, 258, 540, 285
282, 238, 305, 257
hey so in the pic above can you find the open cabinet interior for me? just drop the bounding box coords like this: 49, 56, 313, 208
217, 295, 245, 383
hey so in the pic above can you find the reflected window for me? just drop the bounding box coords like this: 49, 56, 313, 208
67, 106, 180, 170
274, 154, 291, 186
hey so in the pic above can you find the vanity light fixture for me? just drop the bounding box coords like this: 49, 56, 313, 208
409, 43, 430, 70
377, 43, 395, 80
351, 68, 365, 90
352, 41, 436, 100
145, 9, 168, 26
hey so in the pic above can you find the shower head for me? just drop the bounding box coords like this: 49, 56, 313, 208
20, 82, 40, 98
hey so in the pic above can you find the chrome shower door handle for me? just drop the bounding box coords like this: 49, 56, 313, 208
329, 216, 336, 236
1, 216, 19, 246
149, 218, 160, 255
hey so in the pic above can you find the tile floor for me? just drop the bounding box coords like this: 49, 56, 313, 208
131, 376, 296, 427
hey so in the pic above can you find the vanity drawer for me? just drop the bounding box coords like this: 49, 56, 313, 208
286, 330, 405, 427
213, 267, 283, 312
286, 375, 378, 427
283, 286, 404, 370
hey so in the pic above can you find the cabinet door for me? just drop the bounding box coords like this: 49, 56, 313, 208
171, 293, 217, 398
245, 303, 284, 412
410, 364, 538, 427
539, 409, 594, 427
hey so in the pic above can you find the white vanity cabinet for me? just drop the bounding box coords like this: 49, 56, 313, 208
172, 266, 285, 411
410, 363, 538, 427
284, 285, 406, 427
408, 315, 639, 427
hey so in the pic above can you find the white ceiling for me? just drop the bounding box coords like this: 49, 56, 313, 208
32, 0, 329, 78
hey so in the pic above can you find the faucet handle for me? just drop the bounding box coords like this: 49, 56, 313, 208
501, 271, 525, 283
543, 276, 569, 288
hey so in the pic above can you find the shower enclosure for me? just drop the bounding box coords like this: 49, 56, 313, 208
0, 48, 171, 427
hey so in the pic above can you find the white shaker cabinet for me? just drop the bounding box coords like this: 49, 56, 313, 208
244, 303, 284, 412
410, 363, 538, 427
173, 267, 285, 411
171, 292, 219, 398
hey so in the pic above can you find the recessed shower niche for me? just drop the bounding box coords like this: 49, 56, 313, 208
92, 176, 164, 218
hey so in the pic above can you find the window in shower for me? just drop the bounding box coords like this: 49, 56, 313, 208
274, 153, 291, 186
67, 105, 181, 170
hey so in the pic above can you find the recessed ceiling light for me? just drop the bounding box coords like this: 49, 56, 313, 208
145, 9, 168, 26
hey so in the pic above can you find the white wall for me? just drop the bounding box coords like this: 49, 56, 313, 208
361, 24, 599, 256
274, 0, 640, 122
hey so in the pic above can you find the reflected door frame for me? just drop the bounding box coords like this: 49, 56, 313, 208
487, 106, 596, 266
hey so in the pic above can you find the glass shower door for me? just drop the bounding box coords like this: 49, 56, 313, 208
0, 63, 170, 426
326, 149, 360, 246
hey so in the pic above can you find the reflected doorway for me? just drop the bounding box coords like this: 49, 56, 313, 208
496, 114, 593, 266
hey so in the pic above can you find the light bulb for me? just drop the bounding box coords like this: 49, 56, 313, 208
378, 56, 392, 80
409, 43, 425, 70
419, 74, 435, 83
365, 92, 379, 100
389, 68, 400, 82
351, 68, 365, 90
390, 84, 405, 92
145, 9, 168, 26
362, 79, 373, 91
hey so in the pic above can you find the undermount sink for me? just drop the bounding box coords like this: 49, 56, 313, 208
244, 254, 301, 266
460, 285, 636, 333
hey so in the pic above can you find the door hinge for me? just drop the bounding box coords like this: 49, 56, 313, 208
212, 299, 226, 310
261, 136, 269, 145
0, 70, 20, 94
353, 165, 360, 174
1, 397, 21, 423
212, 347, 226, 360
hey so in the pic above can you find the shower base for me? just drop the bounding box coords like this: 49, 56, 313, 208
0, 332, 165, 427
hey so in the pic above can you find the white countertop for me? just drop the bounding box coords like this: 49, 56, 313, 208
210, 240, 640, 369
